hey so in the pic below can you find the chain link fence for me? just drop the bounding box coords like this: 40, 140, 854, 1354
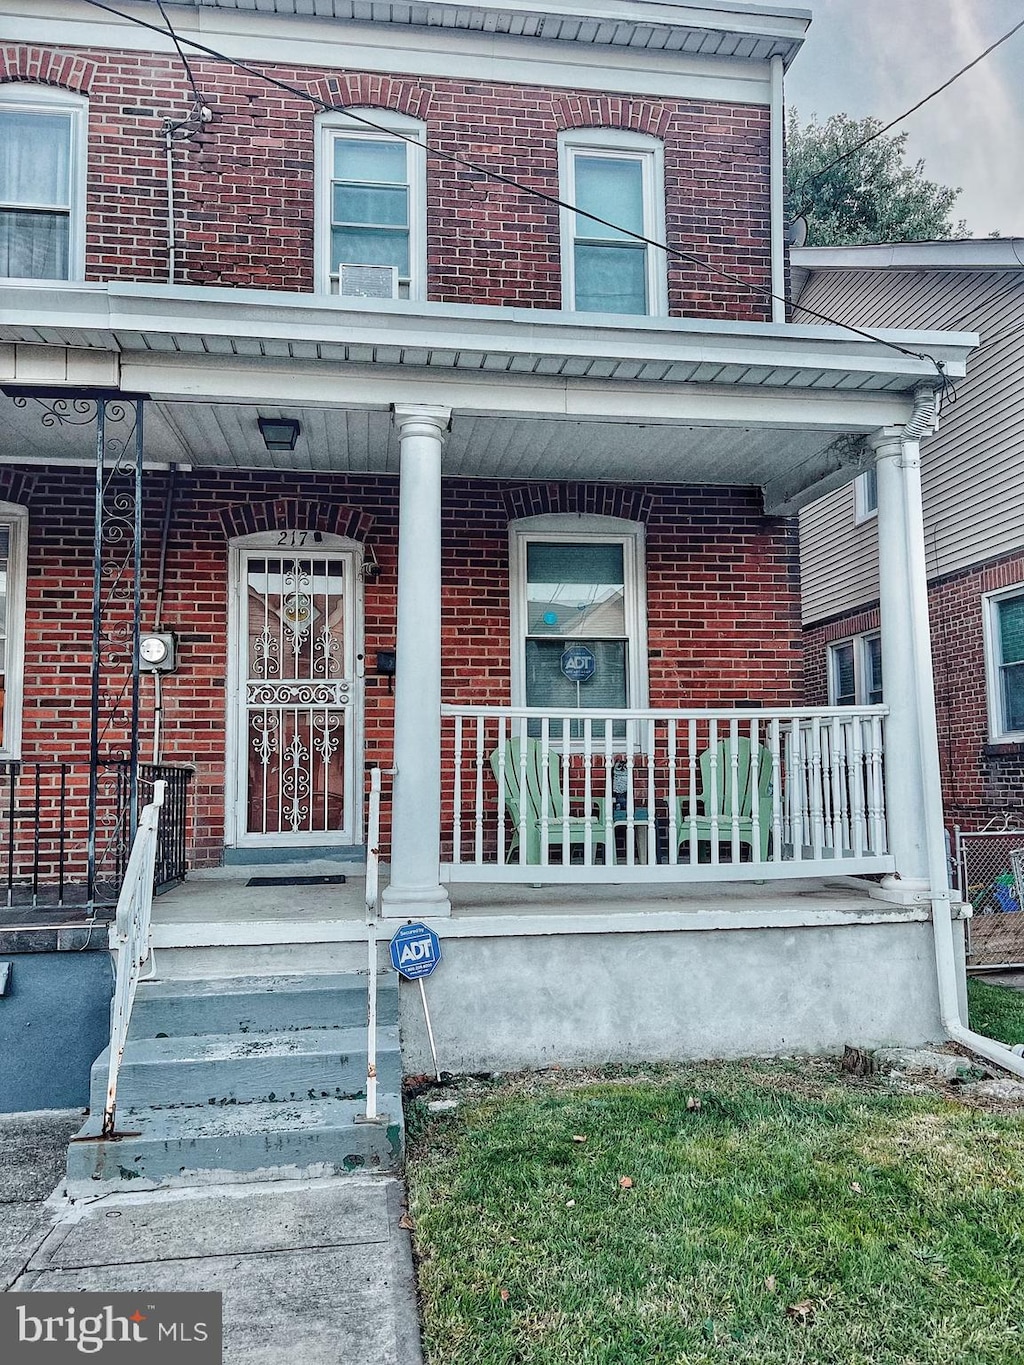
957, 826, 1024, 969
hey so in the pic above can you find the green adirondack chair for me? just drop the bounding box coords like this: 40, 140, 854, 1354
674, 737, 773, 862
489, 737, 613, 865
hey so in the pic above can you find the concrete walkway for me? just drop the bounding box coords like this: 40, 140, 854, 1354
2, 1112, 423, 1364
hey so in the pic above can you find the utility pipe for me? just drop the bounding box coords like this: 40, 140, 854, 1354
165, 125, 176, 286
897, 386, 1024, 1079
769, 54, 786, 323
151, 466, 178, 764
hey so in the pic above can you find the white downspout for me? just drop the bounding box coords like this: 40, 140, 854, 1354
769, 55, 786, 323
899, 385, 1024, 1079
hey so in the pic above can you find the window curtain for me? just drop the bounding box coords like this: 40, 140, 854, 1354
0, 111, 71, 279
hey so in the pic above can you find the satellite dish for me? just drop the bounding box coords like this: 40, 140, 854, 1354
786, 215, 809, 247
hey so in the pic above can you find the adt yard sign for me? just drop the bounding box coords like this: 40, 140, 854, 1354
389, 922, 442, 980
560, 645, 596, 683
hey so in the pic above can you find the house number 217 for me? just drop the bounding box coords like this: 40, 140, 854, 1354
277, 530, 311, 546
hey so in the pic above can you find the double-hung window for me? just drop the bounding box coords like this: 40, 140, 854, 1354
511, 518, 647, 738
829, 633, 883, 707
559, 130, 666, 316
985, 587, 1024, 740
316, 111, 426, 299
0, 86, 86, 281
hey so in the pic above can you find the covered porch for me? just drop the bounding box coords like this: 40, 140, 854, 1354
0, 281, 976, 929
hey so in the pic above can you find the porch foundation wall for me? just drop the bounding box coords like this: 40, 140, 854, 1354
397, 918, 963, 1073
0, 949, 112, 1112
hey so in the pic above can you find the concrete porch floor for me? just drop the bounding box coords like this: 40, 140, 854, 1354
152, 865, 893, 927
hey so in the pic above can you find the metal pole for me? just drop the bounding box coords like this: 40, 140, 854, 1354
365, 917, 378, 1121
129, 401, 143, 843
87, 400, 106, 908
418, 977, 441, 1082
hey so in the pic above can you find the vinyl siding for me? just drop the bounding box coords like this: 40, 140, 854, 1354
797, 266, 1024, 625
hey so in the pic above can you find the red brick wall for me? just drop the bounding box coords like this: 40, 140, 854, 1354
0, 44, 773, 319
11, 469, 799, 868
803, 551, 1024, 832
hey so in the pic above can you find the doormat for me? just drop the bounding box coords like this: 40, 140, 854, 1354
245, 874, 348, 887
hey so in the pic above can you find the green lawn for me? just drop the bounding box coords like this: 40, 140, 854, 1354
406, 1060, 1024, 1365
968, 977, 1024, 1046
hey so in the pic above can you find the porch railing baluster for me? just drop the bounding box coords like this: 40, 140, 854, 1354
438, 704, 890, 884
452, 713, 463, 867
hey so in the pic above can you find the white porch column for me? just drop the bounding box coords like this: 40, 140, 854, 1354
382, 403, 452, 919
872, 394, 946, 897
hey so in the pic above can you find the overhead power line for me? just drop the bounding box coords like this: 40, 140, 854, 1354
791, 12, 1024, 206
81, 0, 960, 380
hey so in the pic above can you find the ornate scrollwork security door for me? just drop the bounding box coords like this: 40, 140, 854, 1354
234, 544, 358, 844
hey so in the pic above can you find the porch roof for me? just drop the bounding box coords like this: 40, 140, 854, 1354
0, 281, 978, 511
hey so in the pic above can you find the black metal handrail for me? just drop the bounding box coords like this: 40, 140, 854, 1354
0, 759, 192, 908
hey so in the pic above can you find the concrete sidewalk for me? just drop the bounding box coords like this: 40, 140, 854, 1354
2, 1112, 423, 1364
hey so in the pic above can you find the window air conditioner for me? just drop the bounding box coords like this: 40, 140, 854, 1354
338, 264, 399, 298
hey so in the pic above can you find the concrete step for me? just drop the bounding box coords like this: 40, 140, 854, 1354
130, 972, 398, 1038
88, 1026, 403, 1111
152, 942, 371, 977
66, 1094, 403, 1194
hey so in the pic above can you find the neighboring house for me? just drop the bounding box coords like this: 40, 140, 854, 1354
0, 0, 981, 1167
796, 240, 1024, 839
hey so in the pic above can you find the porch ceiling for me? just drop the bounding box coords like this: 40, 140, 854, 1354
0, 281, 978, 508
0, 396, 855, 489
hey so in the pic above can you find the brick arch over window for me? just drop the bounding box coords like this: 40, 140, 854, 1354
218, 499, 374, 543
0, 469, 37, 509
304, 75, 431, 122
0, 48, 96, 93
551, 95, 671, 140
502, 484, 652, 524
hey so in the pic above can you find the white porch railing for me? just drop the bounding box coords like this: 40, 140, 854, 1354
102, 781, 165, 1138
440, 707, 892, 883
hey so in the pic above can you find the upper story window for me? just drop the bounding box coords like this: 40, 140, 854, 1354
510, 516, 648, 737
558, 129, 666, 317
829, 632, 882, 708
0, 504, 28, 757
0, 85, 86, 281
984, 586, 1024, 741
854, 468, 878, 524
316, 110, 426, 300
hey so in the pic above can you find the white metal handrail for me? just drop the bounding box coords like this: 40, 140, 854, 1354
102, 780, 165, 1138
363, 766, 394, 1122
440, 705, 891, 883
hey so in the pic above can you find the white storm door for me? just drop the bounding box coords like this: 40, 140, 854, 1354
236, 550, 357, 845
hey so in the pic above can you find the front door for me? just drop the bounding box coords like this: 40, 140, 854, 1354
230, 540, 360, 846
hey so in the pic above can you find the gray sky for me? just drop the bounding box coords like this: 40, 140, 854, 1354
785, 0, 1024, 238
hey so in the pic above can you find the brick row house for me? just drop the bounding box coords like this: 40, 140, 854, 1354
0, 0, 994, 1178
795, 239, 1024, 970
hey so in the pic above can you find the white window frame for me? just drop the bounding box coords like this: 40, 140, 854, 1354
0, 84, 87, 283
854, 468, 878, 524
509, 515, 649, 728
558, 128, 667, 318
0, 504, 29, 758
983, 584, 1024, 742
314, 108, 426, 300
828, 631, 882, 708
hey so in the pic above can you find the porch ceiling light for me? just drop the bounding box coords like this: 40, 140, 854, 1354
258, 415, 301, 452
